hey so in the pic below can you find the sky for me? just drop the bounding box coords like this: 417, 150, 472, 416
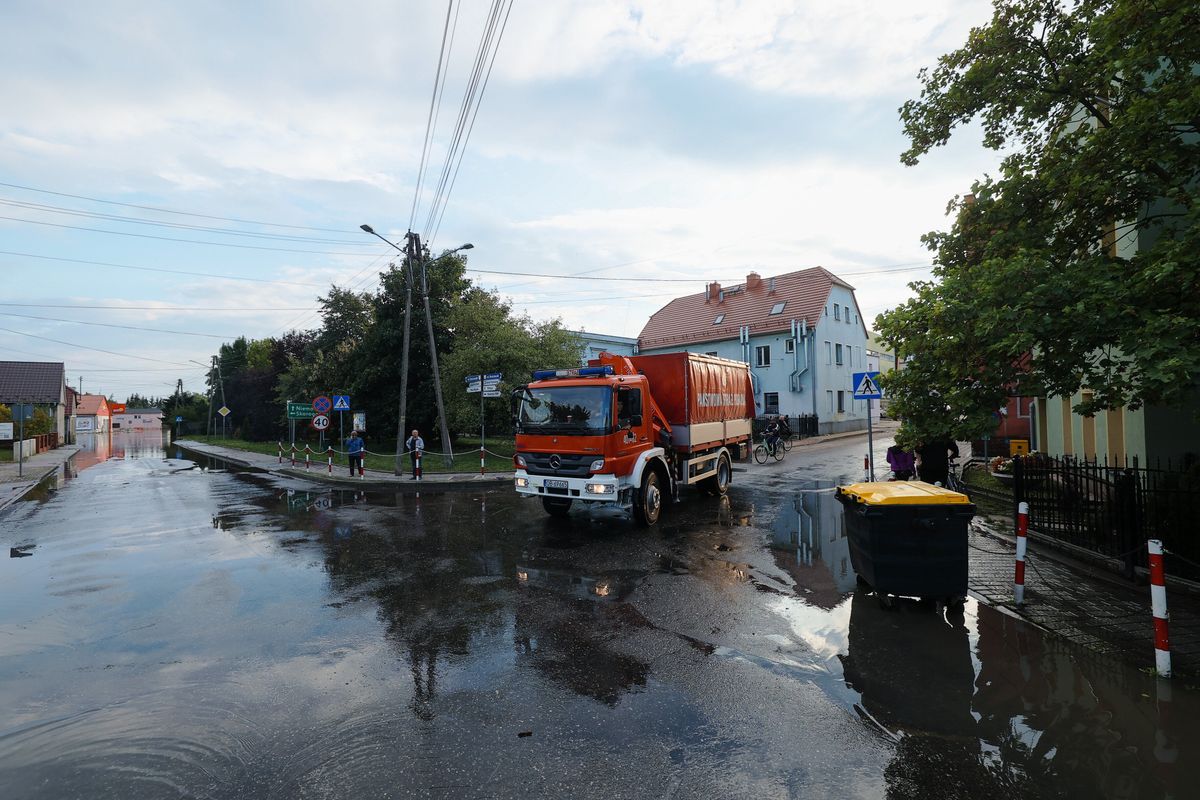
0, 0, 1002, 401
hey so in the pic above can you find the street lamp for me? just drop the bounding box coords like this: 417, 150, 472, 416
360, 224, 473, 472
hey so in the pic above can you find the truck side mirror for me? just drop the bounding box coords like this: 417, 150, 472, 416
629, 414, 643, 427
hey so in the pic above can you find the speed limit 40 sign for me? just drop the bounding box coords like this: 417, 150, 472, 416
311, 414, 331, 430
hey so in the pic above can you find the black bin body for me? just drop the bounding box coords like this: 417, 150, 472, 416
835, 482, 975, 600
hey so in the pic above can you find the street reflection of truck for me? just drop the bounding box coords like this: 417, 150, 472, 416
512, 351, 755, 525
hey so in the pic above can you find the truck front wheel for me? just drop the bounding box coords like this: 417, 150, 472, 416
632, 469, 663, 526
699, 453, 731, 496
542, 497, 572, 517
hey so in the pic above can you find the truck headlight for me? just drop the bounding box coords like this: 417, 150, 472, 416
585, 483, 615, 494
514, 454, 526, 468
589, 458, 604, 472
515, 476, 529, 488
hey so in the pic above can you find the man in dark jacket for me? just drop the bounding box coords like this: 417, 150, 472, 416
916, 439, 959, 486
404, 429, 425, 479
345, 430, 365, 477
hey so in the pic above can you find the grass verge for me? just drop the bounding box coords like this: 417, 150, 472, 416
185, 435, 516, 474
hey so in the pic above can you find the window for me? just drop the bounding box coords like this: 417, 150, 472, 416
846, 312, 852, 325
769, 301, 786, 315
825, 341, 832, 364
835, 343, 843, 365
705, 351, 718, 356
764, 392, 779, 414
785, 339, 795, 354
713, 314, 724, 325
827, 391, 834, 413
755, 345, 771, 367
834, 303, 841, 320
837, 391, 846, 414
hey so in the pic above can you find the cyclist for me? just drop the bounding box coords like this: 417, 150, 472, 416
916, 438, 959, 486
765, 419, 782, 457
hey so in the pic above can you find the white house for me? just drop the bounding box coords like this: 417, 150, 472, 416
638, 268, 870, 434
113, 407, 164, 430
577, 331, 638, 366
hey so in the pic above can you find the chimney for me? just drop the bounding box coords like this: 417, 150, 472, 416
767, 276, 776, 293
707, 281, 721, 302
746, 271, 762, 290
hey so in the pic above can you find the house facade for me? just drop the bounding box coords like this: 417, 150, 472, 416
0, 360, 68, 442
1035, 392, 1200, 466
75, 394, 112, 433
576, 331, 638, 367
113, 407, 165, 430
638, 268, 870, 434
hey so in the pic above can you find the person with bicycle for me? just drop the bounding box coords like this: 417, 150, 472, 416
765, 419, 782, 457
886, 443, 915, 480
916, 438, 959, 486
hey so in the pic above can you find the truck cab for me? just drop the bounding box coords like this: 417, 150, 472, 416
512, 364, 673, 525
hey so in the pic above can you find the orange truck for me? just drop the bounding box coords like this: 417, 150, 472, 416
512, 351, 755, 525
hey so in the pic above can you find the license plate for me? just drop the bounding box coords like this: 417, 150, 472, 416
545, 479, 568, 489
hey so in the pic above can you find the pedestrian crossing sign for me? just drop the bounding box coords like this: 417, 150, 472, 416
852, 371, 883, 400
333, 395, 351, 411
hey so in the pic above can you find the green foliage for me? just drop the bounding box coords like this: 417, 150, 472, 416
0, 403, 9, 423
25, 407, 53, 436
880, 0, 1200, 444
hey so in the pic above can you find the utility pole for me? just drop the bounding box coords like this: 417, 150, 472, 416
216, 355, 227, 439
395, 258, 414, 475
206, 356, 216, 438
411, 232, 454, 468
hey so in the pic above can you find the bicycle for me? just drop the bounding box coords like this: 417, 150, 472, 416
753, 437, 786, 464
943, 458, 968, 496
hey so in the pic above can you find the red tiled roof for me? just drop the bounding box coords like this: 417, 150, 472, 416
76, 394, 111, 416
638, 267, 852, 350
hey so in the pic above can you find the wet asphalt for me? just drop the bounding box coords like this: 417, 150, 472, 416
0, 431, 1195, 799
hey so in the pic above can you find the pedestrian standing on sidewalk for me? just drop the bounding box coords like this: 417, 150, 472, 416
405, 429, 424, 480
916, 438, 959, 486
886, 443, 916, 480
345, 430, 365, 476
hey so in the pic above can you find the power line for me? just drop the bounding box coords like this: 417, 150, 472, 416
0, 302, 316, 312
0, 250, 327, 287
411, 0, 458, 231
0, 325, 197, 366
0, 311, 236, 339
0, 198, 376, 246
0, 180, 353, 234
0, 214, 386, 256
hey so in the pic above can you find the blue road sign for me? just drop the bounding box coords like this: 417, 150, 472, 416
464, 374, 481, 383
852, 371, 883, 400
332, 395, 351, 411
484, 372, 502, 381
312, 395, 332, 414
175, 416, 183, 422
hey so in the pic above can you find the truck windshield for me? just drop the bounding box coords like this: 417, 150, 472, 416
517, 386, 611, 435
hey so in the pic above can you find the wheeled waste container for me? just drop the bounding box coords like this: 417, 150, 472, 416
835, 481, 975, 602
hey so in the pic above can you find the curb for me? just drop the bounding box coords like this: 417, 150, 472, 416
0, 464, 63, 515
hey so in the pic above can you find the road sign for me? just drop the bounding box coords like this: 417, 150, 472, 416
287, 402, 316, 419
852, 371, 883, 400
312, 395, 332, 414
312, 414, 330, 430
175, 416, 183, 423
464, 374, 481, 383
332, 395, 351, 411
484, 372, 502, 381
353, 412, 366, 431
217, 406, 231, 417
482, 378, 500, 387
482, 390, 502, 398
466, 383, 482, 393
0, 423, 12, 440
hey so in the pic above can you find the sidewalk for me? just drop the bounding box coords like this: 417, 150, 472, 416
0, 444, 81, 513
175, 440, 512, 491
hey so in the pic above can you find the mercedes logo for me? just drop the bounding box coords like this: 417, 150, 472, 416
549, 454, 562, 470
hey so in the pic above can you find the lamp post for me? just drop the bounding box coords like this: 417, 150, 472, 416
361, 225, 472, 471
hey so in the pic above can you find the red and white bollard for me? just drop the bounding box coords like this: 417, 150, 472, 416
327, 447, 333, 474
480, 446, 486, 476
1149, 539, 1172, 678
278, 442, 283, 464
863, 454, 870, 481
304, 445, 311, 470
415, 451, 422, 481
1014, 501, 1028, 605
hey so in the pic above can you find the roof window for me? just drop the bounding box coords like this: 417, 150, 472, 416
713, 314, 725, 325
769, 301, 786, 315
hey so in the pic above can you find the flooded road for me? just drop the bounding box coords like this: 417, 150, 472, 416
0, 432, 1194, 798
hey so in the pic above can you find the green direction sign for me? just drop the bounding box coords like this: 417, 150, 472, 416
287, 401, 316, 420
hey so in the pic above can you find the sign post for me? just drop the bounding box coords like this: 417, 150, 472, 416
852, 371, 883, 481
217, 405, 231, 440
333, 395, 351, 449
466, 373, 502, 474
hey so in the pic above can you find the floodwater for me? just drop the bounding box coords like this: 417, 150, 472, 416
0, 432, 1194, 799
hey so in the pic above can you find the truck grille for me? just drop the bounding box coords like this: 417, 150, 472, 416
521, 452, 593, 478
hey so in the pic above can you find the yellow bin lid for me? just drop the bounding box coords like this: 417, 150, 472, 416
838, 481, 971, 506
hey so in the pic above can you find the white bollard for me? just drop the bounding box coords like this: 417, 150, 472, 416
1014, 501, 1028, 605
1148, 539, 1171, 678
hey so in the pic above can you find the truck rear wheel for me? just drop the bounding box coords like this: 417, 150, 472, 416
632, 469, 663, 526
542, 497, 572, 517
699, 453, 731, 496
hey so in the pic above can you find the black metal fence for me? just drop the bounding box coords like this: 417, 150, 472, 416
754, 414, 819, 440
1014, 455, 1200, 580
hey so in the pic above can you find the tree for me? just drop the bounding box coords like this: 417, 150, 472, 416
877, 0, 1200, 444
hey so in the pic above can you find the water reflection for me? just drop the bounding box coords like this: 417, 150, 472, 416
772, 481, 856, 607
